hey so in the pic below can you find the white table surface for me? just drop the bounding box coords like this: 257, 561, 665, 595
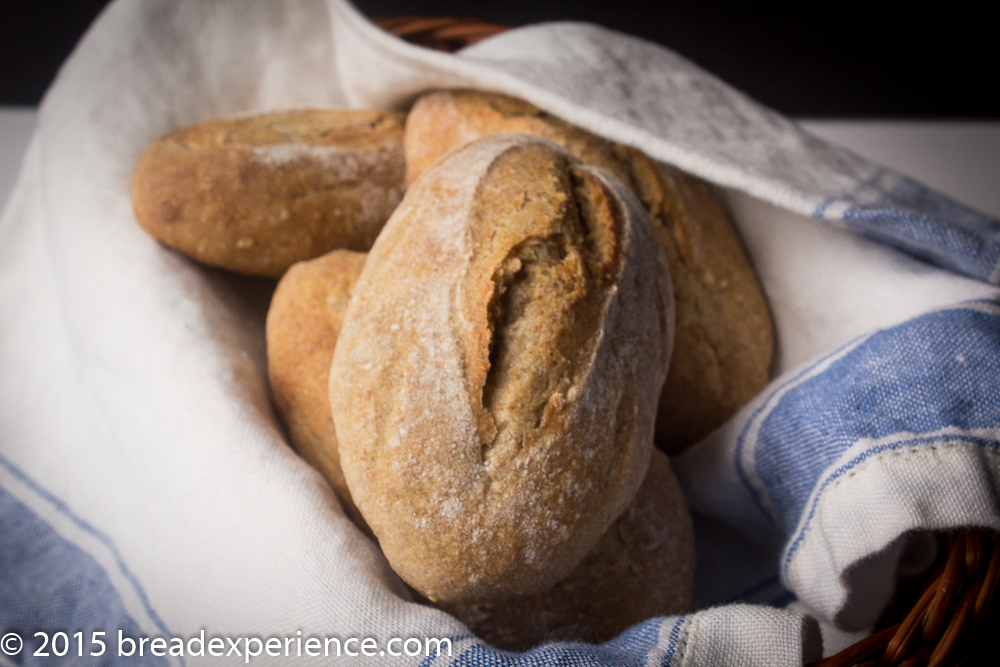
2, 107, 998, 221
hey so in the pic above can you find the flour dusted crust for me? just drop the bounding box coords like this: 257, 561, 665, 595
132, 109, 405, 278
267, 248, 694, 645
440, 449, 694, 650
405, 90, 773, 452
265, 249, 368, 530
330, 134, 674, 603
622, 152, 773, 451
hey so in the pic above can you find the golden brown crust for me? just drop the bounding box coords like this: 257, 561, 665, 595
267, 249, 693, 643
132, 109, 406, 278
439, 449, 694, 650
404, 93, 634, 188
330, 134, 673, 604
621, 152, 774, 450
404, 90, 773, 452
265, 249, 368, 530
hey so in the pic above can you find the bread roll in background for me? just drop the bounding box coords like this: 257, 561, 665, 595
331, 134, 674, 604
405, 90, 773, 453
265, 249, 368, 531
132, 109, 406, 278
440, 449, 694, 650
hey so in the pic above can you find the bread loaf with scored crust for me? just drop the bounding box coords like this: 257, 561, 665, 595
330, 133, 674, 604
132, 108, 405, 278
266, 249, 693, 649
404, 90, 773, 453
267, 250, 693, 648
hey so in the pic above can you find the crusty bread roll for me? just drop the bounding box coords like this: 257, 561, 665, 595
624, 151, 773, 451
440, 449, 694, 650
404, 90, 773, 453
269, 249, 693, 646
132, 109, 405, 278
265, 249, 368, 531
330, 134, 674, 604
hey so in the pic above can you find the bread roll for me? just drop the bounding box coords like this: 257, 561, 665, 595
265, 249, 368, 530
440, 449, 694, 650
132, 109, 405, 278
404, 90, 773, 452
623, 151, 773, 450
404, 92, 632, 188
330, 134, 674, 603
268, 251, 692, 646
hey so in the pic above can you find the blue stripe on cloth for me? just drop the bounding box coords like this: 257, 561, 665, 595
443, 617, 677, 667
812, 168, 888, 220
0, 455, 175, 666
657, 616, 687, 667
742, 300, 1000, 537
782, 431, 1000, 573
815, 174, 1000, 284
733, 336, 870, 524
419, 635, 476, 667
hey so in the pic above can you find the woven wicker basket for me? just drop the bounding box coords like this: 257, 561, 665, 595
374, 16, 999, 667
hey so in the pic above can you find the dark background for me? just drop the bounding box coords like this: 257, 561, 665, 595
1, 0, 994, 118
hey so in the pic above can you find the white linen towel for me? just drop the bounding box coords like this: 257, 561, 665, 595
2, 1, 998, 665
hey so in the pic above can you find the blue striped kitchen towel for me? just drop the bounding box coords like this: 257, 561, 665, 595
0, 0, 997, 665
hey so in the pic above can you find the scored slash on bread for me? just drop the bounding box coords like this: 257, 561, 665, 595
268, 244, 693, 649
405, 90, 774, 453
330, 134, 675, 604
